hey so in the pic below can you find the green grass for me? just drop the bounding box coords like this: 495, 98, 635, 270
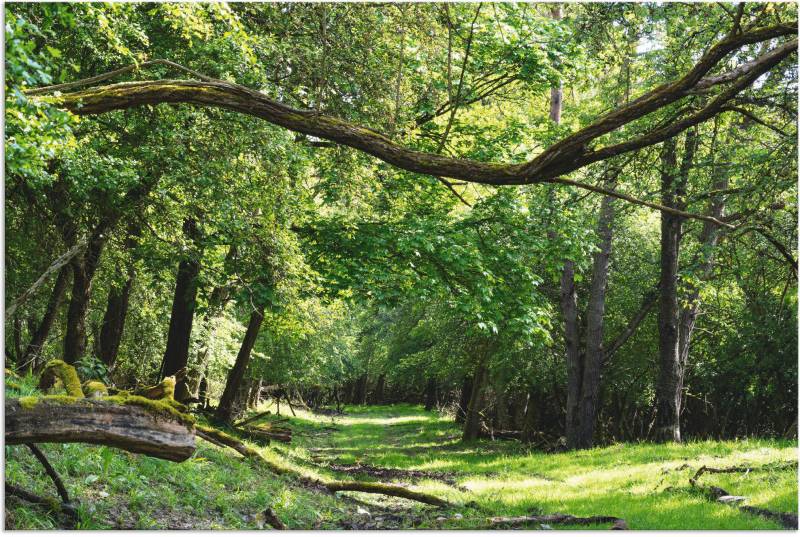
5, 380, 798, 530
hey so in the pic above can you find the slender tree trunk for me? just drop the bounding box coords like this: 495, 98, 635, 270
562, 261, 582, 447
215, 304, 266, 423
456, 374, 473, 424
160, 218, 201, 379
575, 193, 615, 449
654, 131, 697, 442
63, 232, 106, 364
424, 377, 437, 411
679, 155, 727, 373
521, 389, 538, 442
20, 265, 70, 371
373, 374, 385, 404
463, 360, 488, 441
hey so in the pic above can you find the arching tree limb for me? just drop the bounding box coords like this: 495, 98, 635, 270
29, 24, 795, 224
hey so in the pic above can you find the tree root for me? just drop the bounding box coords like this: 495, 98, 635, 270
6, 482, 77, 521
488, 513, 628, 530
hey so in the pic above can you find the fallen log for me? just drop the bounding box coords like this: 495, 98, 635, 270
489, 513, 628, 530
689, 461, 799, 529
691, 461, 797, 483
195, 425, 287, 474
6, 397, 196, 462
234, 410, 274, 428
326, 481, 450, 507
239, 426, 292, 444
739, 506, 798, 530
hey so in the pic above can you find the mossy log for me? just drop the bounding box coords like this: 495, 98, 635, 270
195, 425, 287, 474
38, 360, 84, 397
6, 397, 195, 462
83, 380, 109, 398
135, 376, 176, 400
325, 481, 450, 507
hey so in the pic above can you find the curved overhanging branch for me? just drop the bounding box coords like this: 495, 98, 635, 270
29, 24, 796, 226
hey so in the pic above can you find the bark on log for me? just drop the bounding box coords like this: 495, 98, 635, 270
6, 397, 195, 462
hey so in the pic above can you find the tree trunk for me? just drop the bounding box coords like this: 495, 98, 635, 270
215, 304, 266, 423
424, 377, 437, 411
456, 374, 473, 424
353, 373, 368, 405
654, 131, 697, 442
679, 159, 727, 374
63, 232, 106, 364
575, 192, 615, 449
98, 270, 134, 369
521, 389, 539, 442
562, 260, 582, 448
160, 218, 201, 379
20, 265, 71, 372
463, 358, 489, 441
373, 373, 385, 404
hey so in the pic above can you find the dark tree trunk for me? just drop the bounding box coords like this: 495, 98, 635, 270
574, 193, 615, 449
424, 377, 437, 411
456, 375, 473, 424
63, 232, 106, 364
160, 218, 201, 379
654, 131, 697, 442
353, 374, 368, 405
373, 374, 385, 404
98, 228, 140, 369
462, 360, 488, 441
215, 304, 265, 423
98, 269, 134, 369
198, 376, 209, 409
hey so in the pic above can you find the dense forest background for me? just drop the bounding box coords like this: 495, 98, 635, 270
5, 2, 798, 453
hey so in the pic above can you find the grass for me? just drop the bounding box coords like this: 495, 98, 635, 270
5, 378, 798, 530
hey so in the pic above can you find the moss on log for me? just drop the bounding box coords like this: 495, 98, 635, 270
38, 360, 84, 397
6, 397, 195, 461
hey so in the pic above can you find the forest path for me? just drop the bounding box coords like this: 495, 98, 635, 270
5, 384, 797, 529
270, 404, 798, 529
